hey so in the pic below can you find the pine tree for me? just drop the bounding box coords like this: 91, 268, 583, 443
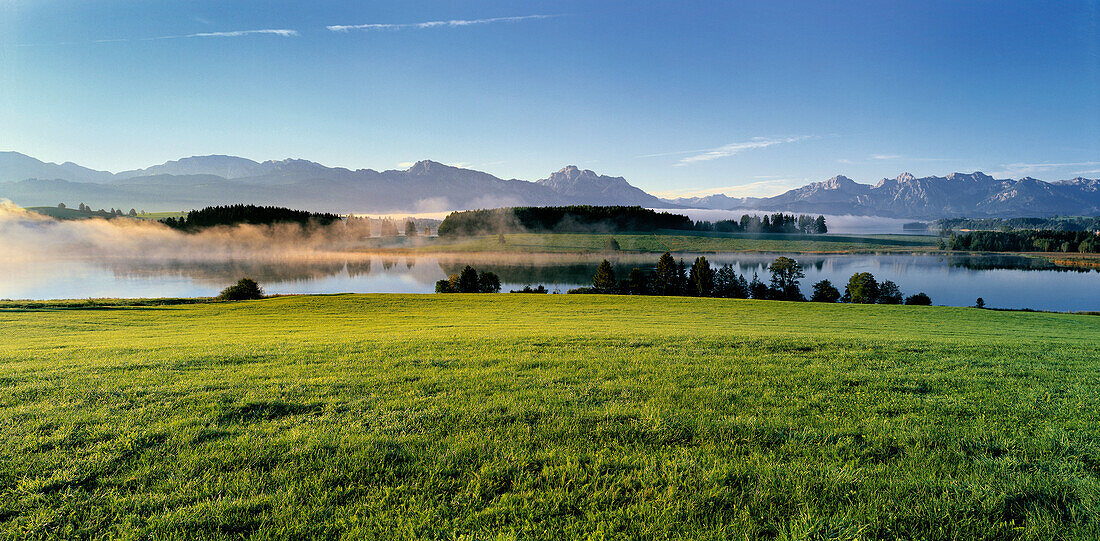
689, 256, 714, 297
592, 260, 617, 292
652, 252, 678, 295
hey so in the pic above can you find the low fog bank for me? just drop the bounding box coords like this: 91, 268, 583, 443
655, 208, 925, 235
0, 201, 397, 262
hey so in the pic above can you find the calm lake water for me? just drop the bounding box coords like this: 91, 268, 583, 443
2, 252, 1097, 312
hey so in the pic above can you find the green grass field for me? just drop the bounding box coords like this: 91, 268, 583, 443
405, 231, 940, 254
1, 295, 1098, 539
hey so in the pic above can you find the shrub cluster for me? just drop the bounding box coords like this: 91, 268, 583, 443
218, 278, 265, 301
436, 266, 502, 293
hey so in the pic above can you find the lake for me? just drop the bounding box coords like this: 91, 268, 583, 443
2, 252, 1097, 312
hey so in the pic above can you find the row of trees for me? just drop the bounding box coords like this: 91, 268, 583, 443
161, 205, 342, 231
64, 203, 140, 216
693, 213, 827, 234
438, 206, 696, 236
438, 206, 829, 237
945, 230, 1099, 253
435, 265, 502, 293
345, 216, 432, 238
581, 253, 932, 305
935, 216, 1100, 233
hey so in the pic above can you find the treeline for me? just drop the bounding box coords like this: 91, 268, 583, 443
438, 206, 693, 236
693, 213, 827, 234
161, 205, 342, 231
936, 216, 1100, 232
437, 205, 827, 236
947, 230, 1099, 253
572, 252, 931, 305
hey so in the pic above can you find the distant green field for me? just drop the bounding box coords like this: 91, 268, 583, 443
413, 231, 940, 254
1, 295, 1097, 538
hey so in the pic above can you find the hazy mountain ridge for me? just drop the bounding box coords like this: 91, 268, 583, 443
1, 152, 1096, 217
664, 172, 1100, 219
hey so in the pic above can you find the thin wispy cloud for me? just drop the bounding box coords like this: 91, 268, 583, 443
177, 29, 298, 38
327, 15, 557, 33
639, 137, 808, 166
991, 161, 1100, 178
18, 28, 298, 47
870, 154, 903, 160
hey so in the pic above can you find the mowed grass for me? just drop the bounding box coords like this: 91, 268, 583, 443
1, 295, 1098, 539
412, 232, 939, 254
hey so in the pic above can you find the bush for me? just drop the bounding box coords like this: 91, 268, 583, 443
904, 292, 932, 305
218, 278, 264, 301
511, 285, 548, 293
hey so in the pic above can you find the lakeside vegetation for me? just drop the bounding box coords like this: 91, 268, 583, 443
0, 295, 1098, 538
569, 253, 932, 305
415, 232, 939, 255
947, 230, 1100, 254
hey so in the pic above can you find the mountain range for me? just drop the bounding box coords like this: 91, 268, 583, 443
1, 151, 1097, 218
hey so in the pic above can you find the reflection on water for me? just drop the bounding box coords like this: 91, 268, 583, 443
1, 253, 1096, 312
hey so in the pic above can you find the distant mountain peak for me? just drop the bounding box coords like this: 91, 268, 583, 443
896, 172, 915, 182
407, 160, 452, 175
820, 175, 857, 189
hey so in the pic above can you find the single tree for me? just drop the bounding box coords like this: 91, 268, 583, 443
458, 265, 480, 293
478, 271, 501, 293
844, 272, 879, 304
498, 232, 506, 245
674, 259, 688, 296
652, 252, 679, 296
424, 225, 431, 236
814, 215, 828, 234
57, 202, 66, 209
904, 292, 932, 305
877, 280, 903, 304
128, 208, 137, 217
605, 237, 621, 251
592, 260, 617, 292
975, 297, 986, 309
689, 256, 715, 297
810, 279, 841, 303
768, 256, 805, 300
405, 220, 418, 237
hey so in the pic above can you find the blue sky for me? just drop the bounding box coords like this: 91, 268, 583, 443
1, 1, 1097, 196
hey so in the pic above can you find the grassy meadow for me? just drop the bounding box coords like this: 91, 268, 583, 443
1, 294, 1099, 539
